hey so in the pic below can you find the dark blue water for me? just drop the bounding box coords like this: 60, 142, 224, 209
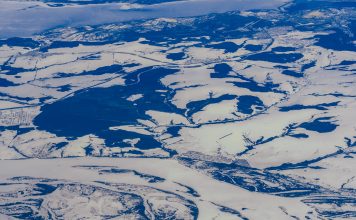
289, 133, 309, 139
0, 78, 16, 87
245, 44, 263, 51
0, 37, 40, 48
315, 31, 356, 52
231, 80, 281, 93
299, 117, 338, 133
166, 126, 181, 137
1, 64, 31, 76
48, 142, 69, 151
33, 183, 57, 195
339, 60, 356, 66
206, 42, 241, 53
301, 61, 316, 72
279, 102, 339, 112
210, 63, 232, 78
186, 94, 236, 118
246, 52, 303, 63
281, 70, 303, 78
237, 95, 264, 114
34, 66, 184, 150
56, 85, 72, 92
272, 46, 296, 52
166, 52, 186, 60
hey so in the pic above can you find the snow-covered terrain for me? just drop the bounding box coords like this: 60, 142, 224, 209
0, 0, 356, 219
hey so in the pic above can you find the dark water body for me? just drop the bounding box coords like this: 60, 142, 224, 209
0, 78, 17, 87
186, 94, 237, 118
279, 102, 339, 112
272, 46, 296, 52
206, 42, 241, 53
231, 80, 281, 93
237, 95, 264, 114
166, 52, 186, 60
246, 52, 303, 63
339, 60, 356, 66
299, 117, 338, 133
301, 61, 316, 72
34, 66, 183, 149
244, 44, 263, 51
0, 37, 40, 48
0, 0, 287, 38
0, 126, 33, 136
281, 69, 303, 78
210, 63, 233, 78
315, 30, 356, 52
289, 133, 309, 138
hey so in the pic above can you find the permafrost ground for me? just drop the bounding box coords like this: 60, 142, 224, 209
0, 0, 355, 219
